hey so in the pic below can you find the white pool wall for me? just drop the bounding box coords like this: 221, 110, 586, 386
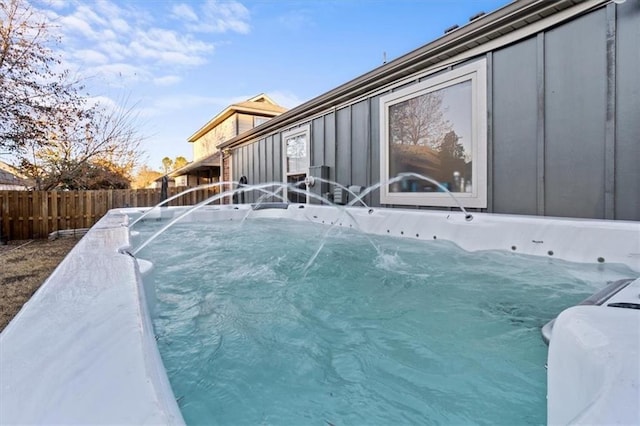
180, 204, 639, 270
0, 211, 184, 425
284, 205, 640, 271
1, 204, 638, 425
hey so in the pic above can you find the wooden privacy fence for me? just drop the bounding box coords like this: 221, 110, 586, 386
0, 187, 220, 241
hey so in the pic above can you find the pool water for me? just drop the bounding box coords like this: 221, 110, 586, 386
135, 218, 636, 425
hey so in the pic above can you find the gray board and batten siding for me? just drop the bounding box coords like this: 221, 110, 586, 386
230, 0, 639, 221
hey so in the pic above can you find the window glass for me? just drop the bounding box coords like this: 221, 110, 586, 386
379, 59, 487, 208
286, 134, 308, 174
389, 80, 472, 193
254, 116, 269, 126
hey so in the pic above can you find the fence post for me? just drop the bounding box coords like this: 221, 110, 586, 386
0, 192, 6, 243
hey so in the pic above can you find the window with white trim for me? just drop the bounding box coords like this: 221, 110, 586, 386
282, 125, 310, 203
379, 59, 487, 208
254, 116, 270, 127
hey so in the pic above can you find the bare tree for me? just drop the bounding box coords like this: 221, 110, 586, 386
19, 100, 145, 190
389, 91, 451, 147
0, 0, 85, 153
1, 0, 146, 189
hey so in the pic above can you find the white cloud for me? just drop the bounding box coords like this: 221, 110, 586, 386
154, 75, 182, 86
59, 14, 96, 38
94, 0, 123, 22
73, 49, 109, 64
46, 0, 67, 10
95, 40, 131, 61
131, 27, 214, 65
75, 4, 107, 28
139, 28, 202, 53
111, 18, 130, 33
170, 0, 251, 34
83, 63, 151, 86
195, 0, 251, 34
85, 95, 118, 111
171, 4, 198, 22
128, 29, 213, 66
100, 29, 118, 42
45, 1, 217, 78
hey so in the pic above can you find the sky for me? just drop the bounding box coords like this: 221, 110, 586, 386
34, 0, 511, 171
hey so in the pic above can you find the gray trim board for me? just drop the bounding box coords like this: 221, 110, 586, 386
604, 3, 616, 219
536, 32, 545, 216
486, 51, 494, 213
614, 0, 640, 220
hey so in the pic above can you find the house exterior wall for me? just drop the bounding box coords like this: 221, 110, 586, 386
237, 114, 255, 136
193, 114, 238, 161
229, 3, 639, 220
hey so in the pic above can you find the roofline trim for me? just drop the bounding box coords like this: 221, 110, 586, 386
187, 104, 285, 142
169, 151, 222, 176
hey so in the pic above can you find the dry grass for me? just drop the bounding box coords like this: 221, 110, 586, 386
0, 237, 80, 332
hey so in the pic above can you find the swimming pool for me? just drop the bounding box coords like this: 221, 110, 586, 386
135, 217, 635, 424
1, 203, 638, 424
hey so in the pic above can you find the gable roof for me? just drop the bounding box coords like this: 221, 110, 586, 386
218, 0, 606, 150
0, 160, 33, 189
187, 93, 287, 142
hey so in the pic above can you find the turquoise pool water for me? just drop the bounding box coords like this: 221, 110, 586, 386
135, 218, 636, 425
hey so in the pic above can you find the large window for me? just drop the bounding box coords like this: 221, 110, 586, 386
379, 60, 487, 208
282, 125, 310, 203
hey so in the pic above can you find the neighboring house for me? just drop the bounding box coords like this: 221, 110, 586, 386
148, 176, 175, 189
172, 94, 287, 187
216, 0, 639, 221
0, 161, 33, 190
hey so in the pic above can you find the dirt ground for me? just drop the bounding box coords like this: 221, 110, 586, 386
0, 237, 80, 332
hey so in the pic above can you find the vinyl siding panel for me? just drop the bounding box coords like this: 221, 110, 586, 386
492, 37, 538, 215
544, 10, 607, 218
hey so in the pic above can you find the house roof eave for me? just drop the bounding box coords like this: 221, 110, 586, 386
169, 151, 222, 177
187, 98, 287, 143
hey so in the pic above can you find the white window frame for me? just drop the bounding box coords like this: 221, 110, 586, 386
379, 59, 487, 208
282, 124, 311, 202
254, 116, 269, 127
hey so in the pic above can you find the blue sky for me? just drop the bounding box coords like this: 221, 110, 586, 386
36, 0, 510, 171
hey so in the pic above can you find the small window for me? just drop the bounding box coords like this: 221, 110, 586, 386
283, 126, 310, 175
254, 116, 270, 127
379, 59, 487, 208
282, 125, 310, 203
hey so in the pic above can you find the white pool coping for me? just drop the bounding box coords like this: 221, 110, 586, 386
1, 204, 638, 424
0, 211, 184, 425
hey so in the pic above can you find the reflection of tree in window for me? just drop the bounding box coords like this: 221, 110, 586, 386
436, 131, 472, 192
286, 135, 307, 173
389, 81, 472, 193
390, 91, 451, 147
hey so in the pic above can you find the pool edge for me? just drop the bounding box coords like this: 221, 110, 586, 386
0, 210, 185, 425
